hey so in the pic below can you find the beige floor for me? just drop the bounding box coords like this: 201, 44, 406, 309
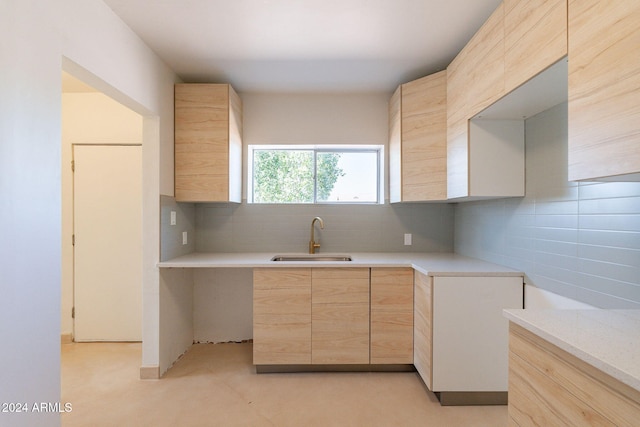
61, 342, 507, 427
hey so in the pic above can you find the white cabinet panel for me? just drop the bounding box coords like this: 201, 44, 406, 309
432, 276, 523, 391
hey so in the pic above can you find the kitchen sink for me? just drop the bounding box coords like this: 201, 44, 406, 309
271, 254, 352, 262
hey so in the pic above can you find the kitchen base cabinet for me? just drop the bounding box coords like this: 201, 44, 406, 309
413, 271, 433, 389
370, 268, 414, 364
508, 323, 640, 426
254, 267, 417, 368
413, 272, 523, 405
312, 268, 370, 364
253, 268, 311, 365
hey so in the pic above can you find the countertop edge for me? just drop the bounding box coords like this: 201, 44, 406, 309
157, 252, 524, 277
504, 309, 640, 393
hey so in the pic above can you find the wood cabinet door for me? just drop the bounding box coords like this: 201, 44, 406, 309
465, 3, 505, 117
253, 268, 311, 364
509, 324, 640, 426
568, 0, 640, 181
413, 272, 433, 389
504, 0, 567, 94
388, 86, 402, 203
400, 72, 447, 202
370, 268, 414, 364
311, 268, 370, 364
446, 3, 505, 200
446, 55, 470, 199
175, 83, 242, 202
390, 72, 447, 202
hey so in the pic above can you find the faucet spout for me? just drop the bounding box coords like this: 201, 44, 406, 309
309, 217, 324, 254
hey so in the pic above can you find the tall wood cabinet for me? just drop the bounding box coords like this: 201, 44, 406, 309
389, 71, 447, 202
568, 1, 640, 181
174, 83, 242, 202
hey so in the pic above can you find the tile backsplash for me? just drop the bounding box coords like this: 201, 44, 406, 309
194, 202, 454, 253
160, 195, 195, 261
455, 103, 640, 309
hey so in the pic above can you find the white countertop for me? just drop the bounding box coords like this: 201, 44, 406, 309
504, 309, 640, 392
158, 252, 523, 277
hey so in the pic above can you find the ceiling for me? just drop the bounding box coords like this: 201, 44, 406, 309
103, 0, 502, 93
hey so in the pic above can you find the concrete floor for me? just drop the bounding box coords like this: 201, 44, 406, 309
61, 342, 508, 426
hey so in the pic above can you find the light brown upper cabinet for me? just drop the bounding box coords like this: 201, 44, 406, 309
504, 0, 568, 95
389, 71, 447, 202
568, 1, 640, 181
446, 3, 527, 201
445, 0, 570, 201
174, 83, 242, 202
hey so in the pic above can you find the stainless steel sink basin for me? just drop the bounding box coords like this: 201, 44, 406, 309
271, 255, 352, 262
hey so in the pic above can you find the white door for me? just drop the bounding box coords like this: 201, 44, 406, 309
73, 145, 142, 341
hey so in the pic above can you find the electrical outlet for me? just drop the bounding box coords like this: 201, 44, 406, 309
404, 233, 412, 246
182, 231, 188, 245
170, 211, 177, 226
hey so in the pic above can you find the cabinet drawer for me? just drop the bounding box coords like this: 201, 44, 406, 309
312, 268, 369, 304
371, 268, 413, 311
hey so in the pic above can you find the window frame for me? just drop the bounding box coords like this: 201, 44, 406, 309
247, 144, 384, 205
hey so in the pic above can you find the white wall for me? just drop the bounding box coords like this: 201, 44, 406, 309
0, 1, 177, 425
241, 92, 391, 200
61, 92, 143, 338
193, 269, 253, 344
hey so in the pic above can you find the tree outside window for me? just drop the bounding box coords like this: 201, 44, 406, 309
250, 146, 380, 204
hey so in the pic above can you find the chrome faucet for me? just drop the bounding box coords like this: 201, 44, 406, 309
309, 217, 324, 254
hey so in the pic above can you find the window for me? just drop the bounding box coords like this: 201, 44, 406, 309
248, 145, 383, 204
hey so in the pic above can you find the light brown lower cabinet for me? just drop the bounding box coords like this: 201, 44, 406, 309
253, 267, 414, 366
311, 268, 370, 364
508, 323, 640, 427
253, 268, 311, 365
370, 268, 414, 364
413, 271, 433, 388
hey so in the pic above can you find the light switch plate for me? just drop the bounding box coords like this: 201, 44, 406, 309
404, 233, 412, 245
170, 211, 177, 226
182, 231, 188, 245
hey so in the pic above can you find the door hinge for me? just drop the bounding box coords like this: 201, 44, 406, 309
71, 160, 75, 172
71, 307, 75, 319
72, 234, 75, 246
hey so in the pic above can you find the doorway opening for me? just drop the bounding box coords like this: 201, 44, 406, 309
61, 71, 144, 342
